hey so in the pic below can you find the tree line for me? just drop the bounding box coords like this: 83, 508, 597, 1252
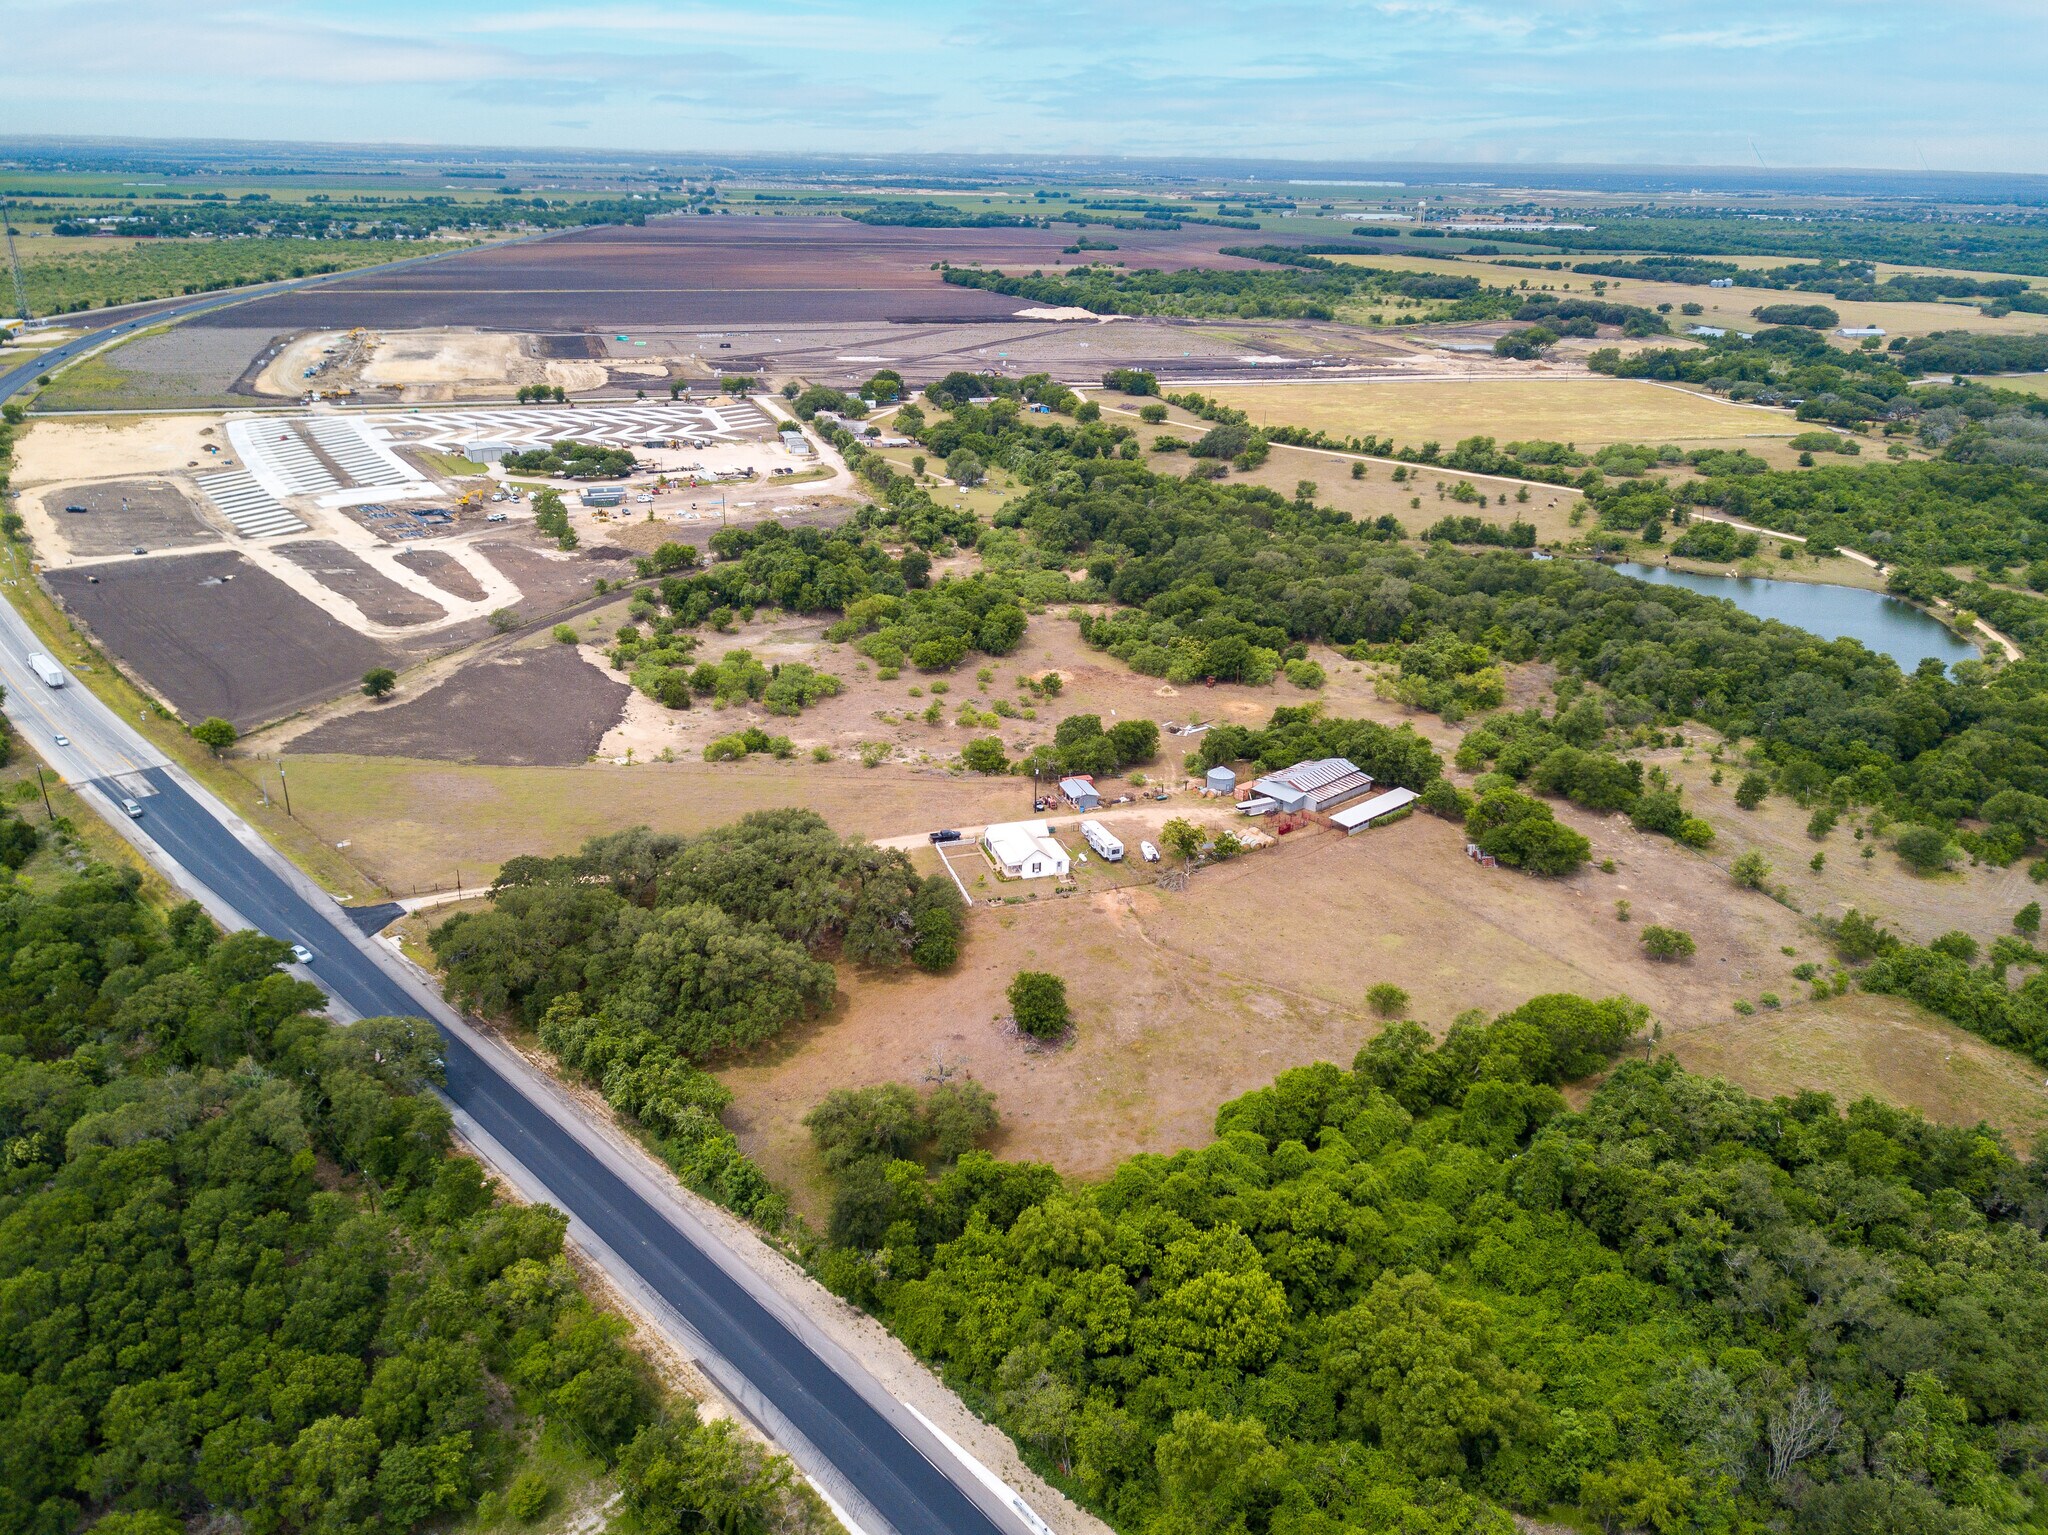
0, 862, 835, 1535
431, 814, 967, 1225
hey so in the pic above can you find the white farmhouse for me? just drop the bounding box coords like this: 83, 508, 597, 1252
981, 819, 1071, 880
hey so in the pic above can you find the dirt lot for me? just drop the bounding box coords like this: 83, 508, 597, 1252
293, 642, 630, 766
13, 413, 231, 485
275, 542, 453, 627
355, 328, 609, 399
477, 538, 635, 615
397, 547, 488, 602
28, 479, 220, 556
48, 553, 400, 726
1197, 378, 1801, 450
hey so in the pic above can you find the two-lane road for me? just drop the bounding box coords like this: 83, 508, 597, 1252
0, 624, 1035, 1535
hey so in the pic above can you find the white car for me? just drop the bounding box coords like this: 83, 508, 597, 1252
636, 493, 654, 503
289, 943, 315, 965
52, 734, 69, 747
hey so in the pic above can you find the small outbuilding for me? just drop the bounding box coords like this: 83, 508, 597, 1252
1330, 786, 1419, 834
1059, 775, 1101, 810
1204, 765, 1237, 795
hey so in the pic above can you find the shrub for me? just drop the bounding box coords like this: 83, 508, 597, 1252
1733, 772, 1769, 810
1894, 825, 1957, 874
553, 624, 578, 644
961, 736, 1009, 775
1731, 850, 1772, 889
1009, 971, 1071, 1039
1284, 657, 1327, 689
1639, 925, 1697, 962
362, 667, 398, 699
504, 1472, 552, 1523
2017, 901, 2042, 936
1366, 982, 1409, 1017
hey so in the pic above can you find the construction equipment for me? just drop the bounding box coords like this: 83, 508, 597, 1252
0, 194, 29, 322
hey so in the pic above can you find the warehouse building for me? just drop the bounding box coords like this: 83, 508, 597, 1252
1238, 757, 1375, 815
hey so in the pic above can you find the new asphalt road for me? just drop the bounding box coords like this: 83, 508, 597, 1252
0, 297, 1039, 1529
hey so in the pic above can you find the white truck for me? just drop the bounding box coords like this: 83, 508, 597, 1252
26, 653, 66, 689
1080, 819, 1124, 862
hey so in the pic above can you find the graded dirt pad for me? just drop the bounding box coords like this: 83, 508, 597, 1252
274, 541, 452, 627
47, 554, 399, 727
397, 548, 488, 602
1200, 377, 1800, 449
293, 645, 630, 766
181, 217, 1280, 332
477, 538, 633, 614
29, 479, 220, 557
13, 413, 230, 486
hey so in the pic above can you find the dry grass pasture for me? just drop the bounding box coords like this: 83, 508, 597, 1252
1669, 992, 2048, 1151
1196, 378, 1800, 450
714, 801, 2048, 1224
1326, 251, 2048, 342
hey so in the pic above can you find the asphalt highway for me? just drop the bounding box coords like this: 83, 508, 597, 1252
0, 311, 1032, 1531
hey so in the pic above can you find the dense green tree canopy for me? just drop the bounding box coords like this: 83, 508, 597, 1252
815, 997, 2048, 1535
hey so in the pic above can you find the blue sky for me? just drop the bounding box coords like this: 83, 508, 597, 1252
5, 0, 2043, 171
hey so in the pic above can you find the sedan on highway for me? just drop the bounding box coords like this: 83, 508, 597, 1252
52, 734, 69, 747
289, 943, 315, 965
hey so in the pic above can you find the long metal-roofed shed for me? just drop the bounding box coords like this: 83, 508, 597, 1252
1242, 756, 1374, 814
1330, 786, 1419, 833
1059, 775, 1101, 810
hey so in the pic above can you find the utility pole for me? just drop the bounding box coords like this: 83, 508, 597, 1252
35, 767, 53, 822
0, 194, 28, 323
277, 760, 293, 817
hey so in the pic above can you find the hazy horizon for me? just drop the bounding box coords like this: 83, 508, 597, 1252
5, 1, 2043, 174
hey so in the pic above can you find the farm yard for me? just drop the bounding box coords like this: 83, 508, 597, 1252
711, 794, 2048, 1222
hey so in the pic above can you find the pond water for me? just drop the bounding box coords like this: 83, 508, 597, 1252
1611, 562, 1979, 672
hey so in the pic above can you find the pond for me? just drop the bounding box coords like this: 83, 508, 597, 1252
1611, 562, 1979, 672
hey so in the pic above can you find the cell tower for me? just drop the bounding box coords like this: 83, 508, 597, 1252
1, 195, 28, 322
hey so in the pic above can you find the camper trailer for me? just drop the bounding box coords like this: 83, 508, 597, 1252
1080, 819, 1124, 862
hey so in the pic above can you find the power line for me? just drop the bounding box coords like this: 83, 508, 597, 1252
0, 194, 28, 322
